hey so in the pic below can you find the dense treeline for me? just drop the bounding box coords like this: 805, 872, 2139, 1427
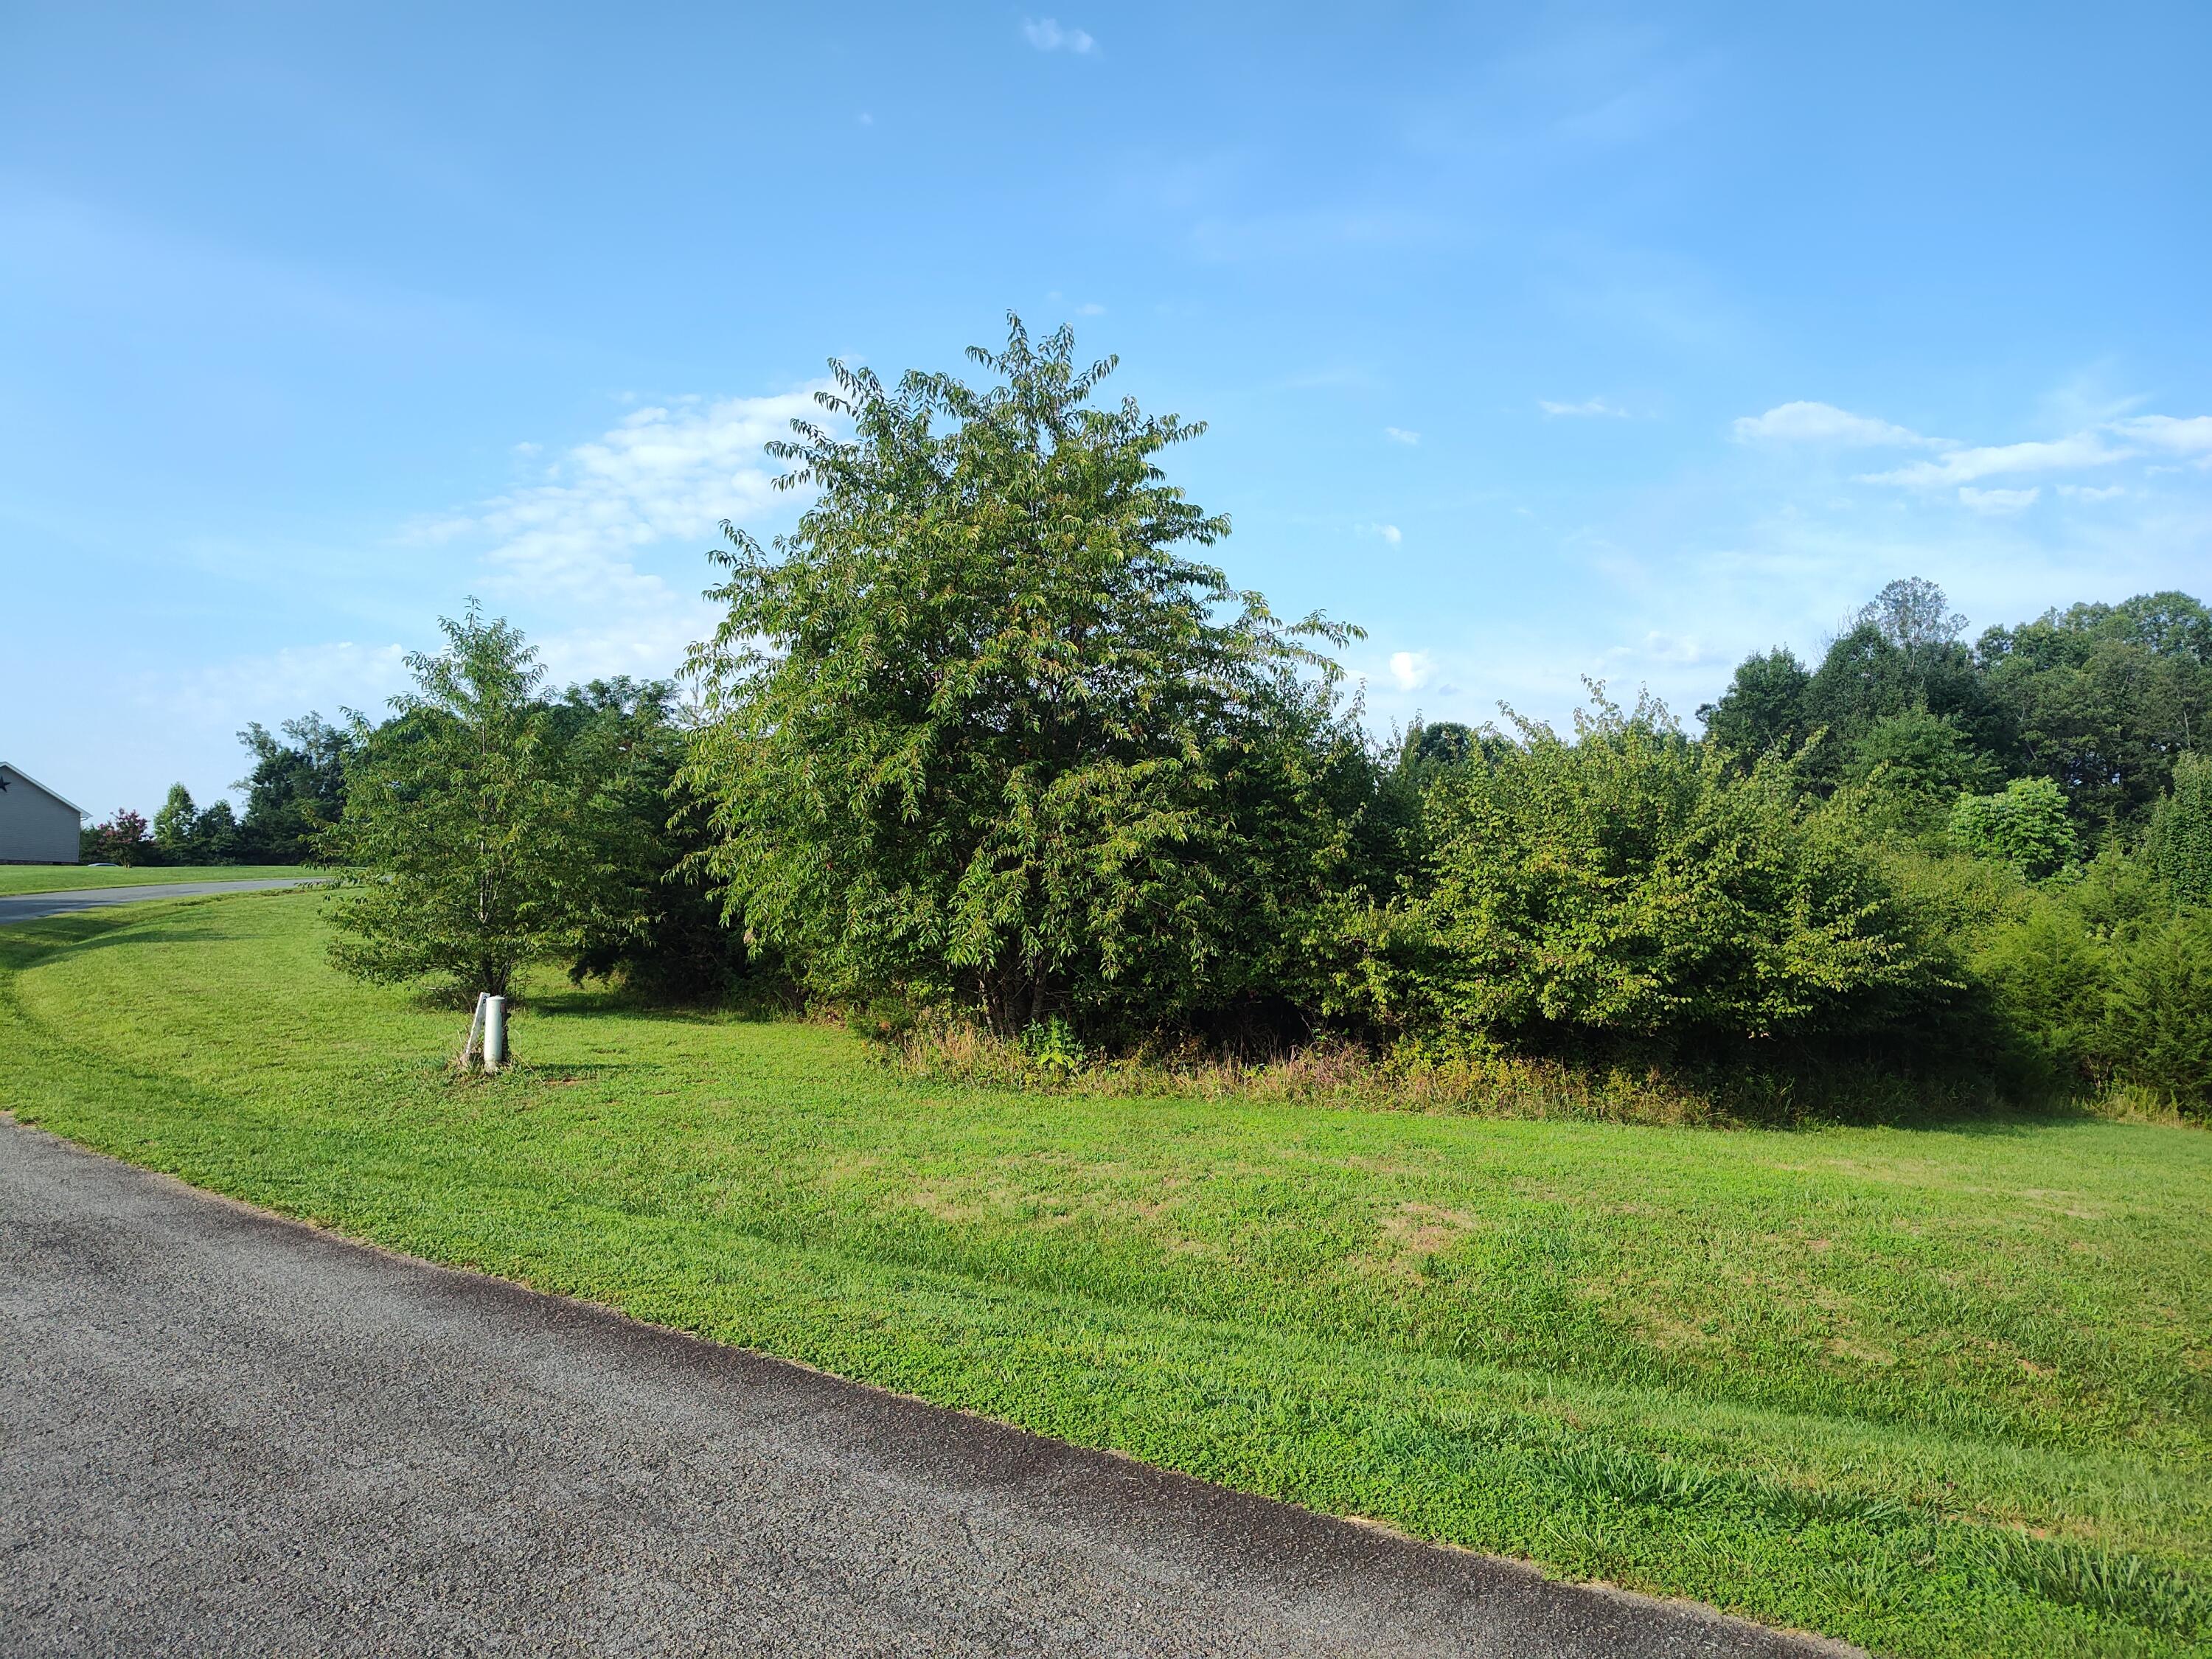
288, 319, 2210, 1110
82, 714, 355, 866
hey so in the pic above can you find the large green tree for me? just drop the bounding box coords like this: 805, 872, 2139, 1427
683, 317, 1377, 1037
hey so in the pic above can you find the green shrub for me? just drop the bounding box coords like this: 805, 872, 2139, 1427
2100, 912, 2212, 1113
1968, 894, 2109, 1083
2149, 752, 2212, 906
1343, 692, 1946, 1054
1950, 776, 2078, 878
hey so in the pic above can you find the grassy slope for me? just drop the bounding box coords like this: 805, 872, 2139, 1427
0, 864, 311, 894
4, 890, 2208, 1658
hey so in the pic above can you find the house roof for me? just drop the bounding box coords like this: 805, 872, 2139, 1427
0, 763, 87, 818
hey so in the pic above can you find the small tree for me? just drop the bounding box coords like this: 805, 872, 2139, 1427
325, 605, 595, 1001
153, 785, 199, 859
86, 809, 153, 866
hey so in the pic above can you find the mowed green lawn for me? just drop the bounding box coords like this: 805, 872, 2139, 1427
0, 864, 312, 894
4, 891, 2208, 1658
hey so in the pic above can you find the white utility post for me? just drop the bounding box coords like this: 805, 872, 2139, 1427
484, 995, 509, 1071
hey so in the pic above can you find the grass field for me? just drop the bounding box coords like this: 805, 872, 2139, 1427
0, 863, 313, 895
3, 888, 2208, 1658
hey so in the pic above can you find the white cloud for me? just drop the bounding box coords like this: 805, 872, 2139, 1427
1865, 431, 2127, 488
1541, 397, 1630, 418
1360, 522, 1403, 544
2115, 414, 2212, 459
2058, 483, 2128, 502
1389, 650, 1433, 691
1731, 401, 1931, 446
1074, 301, 1106, 316
1383, 426, 1421, 445
1959, 486, 2040, 515
422, 389, 824, 608
1022, 18, 1094, 52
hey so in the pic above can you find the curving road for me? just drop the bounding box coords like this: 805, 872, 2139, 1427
0, 877, 319, 926
0, 1120, 1853, 1658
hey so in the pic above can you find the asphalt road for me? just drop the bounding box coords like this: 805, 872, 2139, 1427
0, 877, 319, 926
0, 1121, 1855, 1658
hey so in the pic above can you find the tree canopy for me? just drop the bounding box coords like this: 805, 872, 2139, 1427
682, 316, 1376, 1037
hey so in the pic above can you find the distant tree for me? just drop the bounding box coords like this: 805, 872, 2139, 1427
152, 785, 198, 862
1804, 613, 2014, 786
1400, 718, 1479, 772
1843, 709, 2001, 827
86, 809, 153, 866
192, 799, 242, 863
1950, 776, 2077, 880
1855, 577, 1969, 650
324, 605, 600, 1002
236, 714, 355, 863
1698, 647, 1812, 760
1977, 593, 2212, 838
2149, 752, 2212, 906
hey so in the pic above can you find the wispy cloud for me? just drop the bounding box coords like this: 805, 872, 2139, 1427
1360, 522, 1404, 545
1541, 397, 1630, 419
1383, 426, 1421, 445
1022, 18, 1094, 53
2116, 414, 2212, 461
1863, 433, 2126, 488
1959, 486, 2040, 515
1731, 401, 1932, 446
1735, 397, 2212, 493
417, 389, 824, 607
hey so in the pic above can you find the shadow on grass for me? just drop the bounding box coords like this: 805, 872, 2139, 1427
0, 911, 232, 967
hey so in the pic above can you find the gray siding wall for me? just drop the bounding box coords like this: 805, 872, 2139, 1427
0, 771, 83, 863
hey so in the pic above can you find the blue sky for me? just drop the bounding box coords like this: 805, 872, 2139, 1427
4, 2, 2208, 818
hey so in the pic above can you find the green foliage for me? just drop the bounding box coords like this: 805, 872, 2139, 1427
2149, 751, 2212, 905
1018, 1015, 1088, 1079
553, 677, 759, 1003
1949, 776, 2078, 879
1346, 690, 1944, 1053
683, 316, 1377, 1038
1966, 891, 2107, 1081
2101, 912, 2212, 1110
235, 714, 354, 863
1842, 708, 2001, 830
151, 782, 243, 865
1977, 592, 2212, 839
324, 604, 601, 1001
1695, 646, 1810, 760
82, 807, 153, 866
1804, 617, 2014, 785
